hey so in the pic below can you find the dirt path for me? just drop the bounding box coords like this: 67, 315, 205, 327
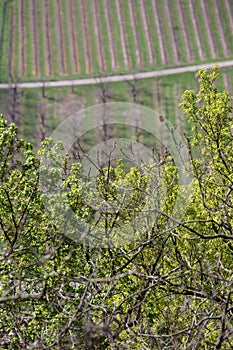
139, 0, 154, 65
128, 0, 142, 67
151, 0, 167, 65
189, 0, 205, 60
92, 0, 106, 72
80, 0, 93, 74
42, 0, 53, 76
18, 0, 26, 76
176, 0, 193, 62
8, 2, 15, 77
67, 0, 80, 73
1, 60, 233, 89
213, 0, 229, 57
30, 0, 39, 76
115, 0, 130, 69
103, 0, 118, 71
199, 0, 218, 59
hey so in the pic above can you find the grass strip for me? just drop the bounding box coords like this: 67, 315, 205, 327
61, 0, 73, 76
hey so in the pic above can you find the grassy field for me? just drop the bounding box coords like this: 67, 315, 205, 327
0, 1, 233, 151
1, 67, 232, 149
0, 0, 233, 83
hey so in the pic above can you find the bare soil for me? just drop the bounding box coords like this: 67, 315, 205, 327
18, 0, 26, 76
42, 0, 53, 76
30, 0, 40, 76
164, 0, 180, 64
189, 0, 205, 60
115, 0, 130, 69
103, 0, 118, 71
213, 0, 229, 56
151, 0, 167, 65
139, 0, 154, 65
8, 3, 15, 77
92, 0, 106, 72
224, 0, 233, 35
199, 0, 218, 58
56, 0, 67, 74
67, 0, 80, 73
176, 0, 193, 62
79, 0, 93, 74
128, 0, 142, 67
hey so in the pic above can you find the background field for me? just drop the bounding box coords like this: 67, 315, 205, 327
0, 67, 232, 149
0, 0, 233, 82
0, 0, 233, 148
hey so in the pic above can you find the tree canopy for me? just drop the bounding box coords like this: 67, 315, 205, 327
0, 67, 233, 349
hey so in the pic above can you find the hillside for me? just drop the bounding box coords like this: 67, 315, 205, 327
0, 0, 233, 82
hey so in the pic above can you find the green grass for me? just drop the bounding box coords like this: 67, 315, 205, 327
120, 1, 136, 69
133, 0, 152, 69
220, 1, 233, 54
25, 0, 33, 77
157, 0, 176, 66
181, 1, 199, 62
1, 1, 233, 83
86, 0, 100, 74
0, 0, 7, 69
1, 67, 233, 152
139, 3, 155, 68
49, 0, 60, 77
109, 0, 125, 71
13, 0, 19, 78
97, 1, 112, 73
73, 0, 86, 75
37, 1, 45, 77
0, 89, 9, 115
146, 0, 162, 67
207, 1, 225, 58
0, 0, 11, 82
170, 1, 188, 64
194, 3, 211, 59
21, 88, 39, 146
61, 0, 73, 76
0, 1, 3, 29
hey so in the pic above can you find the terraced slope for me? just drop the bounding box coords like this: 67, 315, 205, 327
0, 0, 233, 82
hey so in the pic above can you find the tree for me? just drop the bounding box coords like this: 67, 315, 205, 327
7, 77, 23, 127
0, 66, 232, 349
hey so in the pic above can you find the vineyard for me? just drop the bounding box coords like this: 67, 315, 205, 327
0, 0, 233, 82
